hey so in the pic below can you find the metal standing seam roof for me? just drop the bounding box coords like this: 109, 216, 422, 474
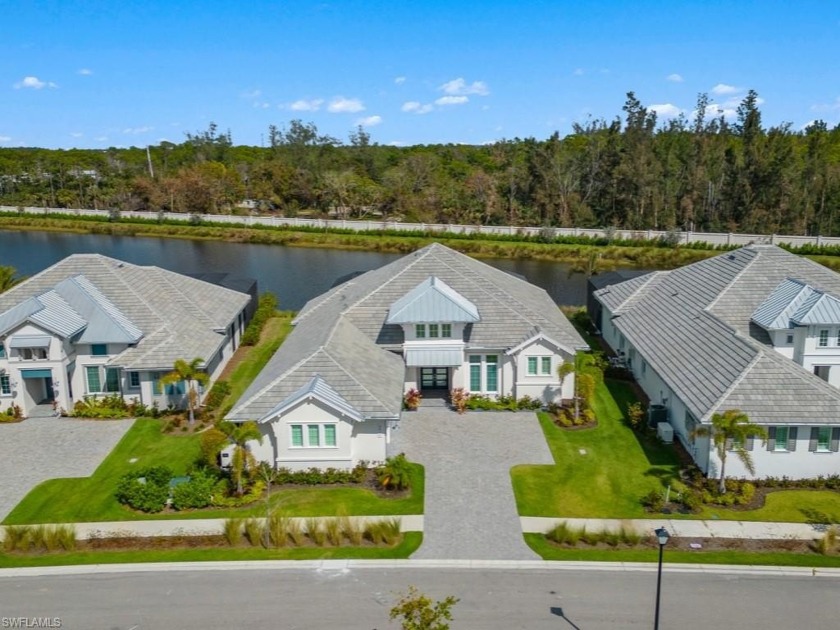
59, 275, 144, 343
8, 335, 51, 348
790, 291, 840, 325
259, 375, 364, 423
600, 245, 840, 424
750, 279, 811, 330
386, 276, 480, 324
404, 347, 463, 367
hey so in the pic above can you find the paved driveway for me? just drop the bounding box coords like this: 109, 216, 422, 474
0, 417, 133, 520
390, 408, 553, 560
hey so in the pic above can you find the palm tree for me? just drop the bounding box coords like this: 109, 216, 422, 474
0, 266, 21, 294
557, 352, 602, 421
693, 409, 768, 494
160, 357, 209, 425
219, 421, 262, 496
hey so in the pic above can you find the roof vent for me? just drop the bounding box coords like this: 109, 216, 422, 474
727, 254, 736, 261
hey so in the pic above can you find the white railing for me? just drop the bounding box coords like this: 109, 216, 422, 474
2, 205, 838, 248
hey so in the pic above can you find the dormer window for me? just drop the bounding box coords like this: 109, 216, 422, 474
429, 324, 439, 338
415, 324, 426, 339
441, 324, 452, 338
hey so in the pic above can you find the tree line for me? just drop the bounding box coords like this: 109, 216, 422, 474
2, 91, 840, 235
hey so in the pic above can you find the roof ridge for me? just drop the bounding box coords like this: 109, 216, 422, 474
706, 248, 760, 312
321, 346, 393, 413
66, 275, 141, 341
150, 268, 219, 329
703, 350, 762, 421
345, 246, 435, 310
611, 271, 663, 312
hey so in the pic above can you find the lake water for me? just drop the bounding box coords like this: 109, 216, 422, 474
0, 230, 595, 310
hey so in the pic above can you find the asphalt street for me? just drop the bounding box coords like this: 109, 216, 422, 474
0, 565, 838, 629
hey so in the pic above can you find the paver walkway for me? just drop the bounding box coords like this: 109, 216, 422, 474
0, 416, 133, 520
390, 408, 553, 560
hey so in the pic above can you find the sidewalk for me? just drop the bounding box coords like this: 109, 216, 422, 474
1, 515, 424, 540
520, 517, 830, 540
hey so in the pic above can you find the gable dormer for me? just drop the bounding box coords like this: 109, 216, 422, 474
386, 276, 479, 339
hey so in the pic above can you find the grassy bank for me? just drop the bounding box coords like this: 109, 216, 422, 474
0, 213, 720, 269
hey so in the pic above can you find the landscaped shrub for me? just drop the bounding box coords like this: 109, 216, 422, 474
203, 380, 231, 411
70, 395, 156, 419
306, 517, 326, 546
516, 395, 542, 411
200, 427, 229, 467
626, 402, 645, 431
546, 523, 643, 547
212, 479, 265, 507
377, 454, 412, 491
641, 489, 665, 512
403, 388, 422, 411
242, 518, 263, 547
241, 293, 278, 346
171, 469, 217, 510
222, 518, 243, 546
450, 388, 468, 414
115, 466, 174, 513
1, 524, 76, 553
273, 464, 368, 486
267, 512, 291, 547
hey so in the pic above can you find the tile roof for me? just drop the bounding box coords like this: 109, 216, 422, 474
229, 242, 586, 424
259, 375, 364, 423
386, 276, 480, 324
595, 245, 840, 424
0, 254, 250, 369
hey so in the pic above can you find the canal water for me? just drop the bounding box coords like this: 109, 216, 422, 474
0, 230, 598, 310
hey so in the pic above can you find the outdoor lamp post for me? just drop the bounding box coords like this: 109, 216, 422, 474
653, 526, 670, 630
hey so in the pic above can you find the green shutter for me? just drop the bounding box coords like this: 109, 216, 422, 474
308, 424, 320, 447
324, 425, 337, 447
86, 366, 101, 393
291, 425, 303, 447
527, 357, 537, 375
0, 343, 5, 358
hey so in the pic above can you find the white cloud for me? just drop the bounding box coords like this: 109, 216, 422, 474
666, 73, 684, 83
70, 132, 83, 138
0, 136, 11, 143
78, 68, 93, 76
711, 83, 739, 95
327, 97, 365, 113
435, 95, 468, 106
402, 101, 433, 114
288, 98, 324, 112
13, 76, 57, 89
439, 77, 489, 96
649, 103, 683, 118
394, 76, 406, 85
95, 136, 109, 142
356, 115, 383, 127
240, 89, 262, 99
122, 126, 154, 134
253, 102, 271, 109
811, 97, 840, 113
573, 68, 585, 76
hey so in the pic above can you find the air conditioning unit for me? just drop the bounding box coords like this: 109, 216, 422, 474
657, 422, 674, 444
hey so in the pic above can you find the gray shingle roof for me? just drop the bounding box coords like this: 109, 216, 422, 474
259, 375, 364, 423
0, 254, 250, 369
598, 245, 840, 424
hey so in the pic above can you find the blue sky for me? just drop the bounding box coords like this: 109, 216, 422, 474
2, 1, 839, 149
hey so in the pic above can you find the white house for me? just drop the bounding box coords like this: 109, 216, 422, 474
226, 242, 588, 470
594, 244, 840, 480
0, 254, 252, 418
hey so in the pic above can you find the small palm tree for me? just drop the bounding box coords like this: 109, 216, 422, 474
693, 409, 768, 494
160, 357, 209, 425
557, 352, 602, 421
0, 266, 22, 294
219, 420, 262, 496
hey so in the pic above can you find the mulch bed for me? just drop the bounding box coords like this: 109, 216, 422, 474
549, 537, 814, 554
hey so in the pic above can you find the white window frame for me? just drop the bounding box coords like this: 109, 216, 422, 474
289, 422, 339, 449
0, 374, 10, 396
415, 324, 426, 339
819, 329, 829, 347
128, 371, 141, 389
786, 333, 794, 345
441, 324, 452, 338
429, 323, 439, 338
469, 354, 499, 394
527, 355, 552, 376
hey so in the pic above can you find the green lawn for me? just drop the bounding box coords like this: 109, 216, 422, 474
220, 312, 294, 413
512, 379, 681, 518
524, 534, 840, 567
512, 379, 840, 523
0, 532, 422, 568
5, 419, 424, 524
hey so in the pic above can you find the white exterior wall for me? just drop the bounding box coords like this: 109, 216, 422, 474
798, 325, 840, 388
0, 324, 67, 415
709, 429, 840, 480
513, 339, 573, 403
352, 419, 388, 465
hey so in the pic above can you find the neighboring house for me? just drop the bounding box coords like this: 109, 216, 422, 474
0, 254, 252, 418
594, 244, 840, 480
226, 242, 588, 470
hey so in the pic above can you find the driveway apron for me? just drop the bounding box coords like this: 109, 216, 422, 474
391, 408, 553, 560
0, 416, 133, 520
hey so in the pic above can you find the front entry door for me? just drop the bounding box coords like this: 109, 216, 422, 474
45, 377, 55, 402
420, 367, 449, 390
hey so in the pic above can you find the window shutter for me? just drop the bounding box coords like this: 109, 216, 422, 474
831, 428, 840, 453
787, 427, 798, 452
745, 436, 754, 451
767, 426, 776, 451
809, 427, 820, 452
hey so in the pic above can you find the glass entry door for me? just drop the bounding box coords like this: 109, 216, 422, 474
420, 367, 449, 390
